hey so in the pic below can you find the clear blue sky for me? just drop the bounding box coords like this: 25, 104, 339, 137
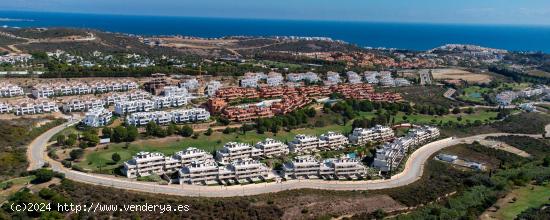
3, 0, 550, 25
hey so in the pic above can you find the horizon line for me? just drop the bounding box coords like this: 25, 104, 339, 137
2, 9, 550, 28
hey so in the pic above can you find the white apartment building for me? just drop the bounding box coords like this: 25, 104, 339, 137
287, 73, 304, 82
240, 76, 259, 88
283, 155, 320, 178
83, 107, 113, 127
319, 157, 368, 179
255, 138, 289, 158
346, 71, 362, 84
178, 161, 220, 184
349, 125, 395, 145
163, 86, 188, 97
0, 83, 25, 97
364, 71, 380, 84
125, 108, 210, 126
123, 152, 171, 178
31, 85, 55, 98
178, 159, 270, 185
0, 102, 12, 114
215, 142, 263, 164
126, 111, 172, 126
319, 132, 349, 150
114, 100, 154, 115
225, 158, 269, 182
372, 126, 439, 172
62, 98, 105, 112
12, 99, 59, 116
266, 72, 284, 87
303, 72, 320, 83
171, 108, 210, 123
173, 147, 214, 166
325, 71, 341, 85
103, 91, 151, 105
180, 78, 199, 91
152, 95, 188, 109
394, 78, 411, 87
379, 75, 395, 87
288, 134, 327, 154
205, 81, 221, 97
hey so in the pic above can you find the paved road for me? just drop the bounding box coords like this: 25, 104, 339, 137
27, 123, 543, 197
27, 119, 80, 170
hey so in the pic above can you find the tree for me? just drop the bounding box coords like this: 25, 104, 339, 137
167, 124, 177, 136
56, 135, 66, 146
34, 169, 54, 183
102, 127, 113, 138
543, 157, 550, 167
69, 149, 84, 160
204, 128, 213, 136
452, 107, 461, 114
126, 126, 138, 142
112, 153, 121, 162
180, 125, 194, 137
466, 107, 475, 114
112, 126, 128, 142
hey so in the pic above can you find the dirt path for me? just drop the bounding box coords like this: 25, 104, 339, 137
478, 139, 531, 158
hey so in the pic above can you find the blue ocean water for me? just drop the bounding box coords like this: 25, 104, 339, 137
1, 11, 550, 53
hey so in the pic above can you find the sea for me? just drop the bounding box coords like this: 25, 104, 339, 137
1, 11, 550, 53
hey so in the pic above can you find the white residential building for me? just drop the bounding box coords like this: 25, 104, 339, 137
12, 99, 59, 115
346, 71, 362, 84
287, 73, 304, 82
215, 142, 263, 164
240, 76, 259, 88
163, 86, 188, 97
319, 157, 368, 179
170, 108, 210, 123
283, 155, 320, 178
325, 71, 341, 85
114, 100, 154, 115
319, 132, 349, 150
173, 147, 214, 166
180, 78, 200, 91
178, 161, 220, 184
62, 98, 105, 112
0, 83, 25, 97
266, 72, 284, 87
152, 95, 188, 109
303, 72, 320, 83
394, 78, 411, 87
225, 158, 269, 182
205, 81, 221, 97
83, 107, 113, 127
363, 71, 379, 84
288, 134, 327, 154
122, 152, 169, 178
349, 125, 395, 145
0, 102, 12, 114
255, 138, 289, 158
31, 85, 55, 98
126, 111, 172, 126
372, 126, 440, 172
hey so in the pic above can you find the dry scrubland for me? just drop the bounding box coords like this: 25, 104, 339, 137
431, 68, 492, 83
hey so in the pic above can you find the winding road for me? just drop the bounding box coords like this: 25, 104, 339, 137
27, 121, 544, 197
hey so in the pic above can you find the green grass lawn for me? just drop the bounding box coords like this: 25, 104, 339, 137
494, 184, 550, 220
358, 110, 498, 125
78, 123, 353, 172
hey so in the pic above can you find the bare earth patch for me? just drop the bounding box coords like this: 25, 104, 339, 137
431, 68, 492, 83
263, 194, 406, 220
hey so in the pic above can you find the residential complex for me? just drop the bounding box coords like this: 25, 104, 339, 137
114, 99, 154, 115
83, 107, 113, 127
319, 132, 349, 150
372, 126, 440, 172
215, 142, 263, 164
11, 99, 59, 115
283, 155, 368, 179
0, 83, 25, 97
32, 80, 137, 98
288, 134, 327, 154
125, 108, 210, 126
254, 138, 289, 158
179, 158, 270, 185
62, 98, 105, 112
348, 125, 395, 145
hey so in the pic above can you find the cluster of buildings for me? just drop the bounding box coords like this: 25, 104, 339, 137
282, 155, 367, 179
372, 126, 440, 172
125, 108, 210, 126
31, 80, 138, 98
218, 94, 311, 121
0, 53, 32, 64
83, 107, 113, 127
0, 98, 59, 115
364, 71, 411, 87
0, 82, 25, 97
496, 86, 547, 106
120, 124, 441, 184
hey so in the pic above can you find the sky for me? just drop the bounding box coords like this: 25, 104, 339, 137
2, 0, 550, 25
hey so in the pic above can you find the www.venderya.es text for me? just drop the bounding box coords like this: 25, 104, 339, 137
10, 202, 190, 214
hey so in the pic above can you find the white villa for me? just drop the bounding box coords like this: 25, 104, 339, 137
83, 107, 113, 127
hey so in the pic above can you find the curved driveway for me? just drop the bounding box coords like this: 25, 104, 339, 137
27, 122, 543, 197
